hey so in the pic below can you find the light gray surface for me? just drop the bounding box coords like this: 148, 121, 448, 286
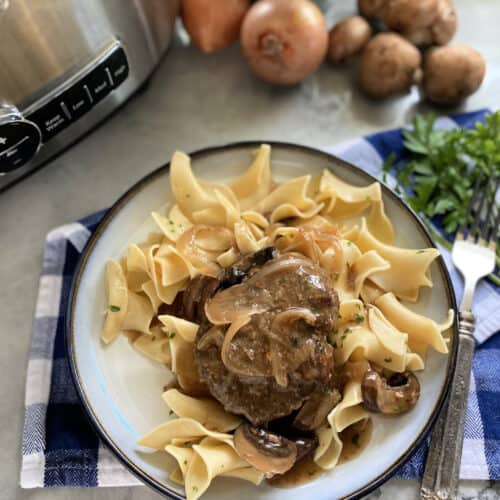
1, 1, 499, 499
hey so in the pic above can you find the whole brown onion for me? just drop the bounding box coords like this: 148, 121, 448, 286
182, 0, 250, 53
240, 0, 329, 85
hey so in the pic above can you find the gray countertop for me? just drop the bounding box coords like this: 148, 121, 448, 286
2, 1, 500, 499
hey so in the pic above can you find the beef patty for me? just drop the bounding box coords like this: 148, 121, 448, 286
193, 250, 339, 425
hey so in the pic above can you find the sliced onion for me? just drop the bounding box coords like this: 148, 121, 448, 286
177, 225, 234, 277
205, 254, 307, 324
220, 314, 253, 374
271, 307, 316, 330
197, 325, 225, 350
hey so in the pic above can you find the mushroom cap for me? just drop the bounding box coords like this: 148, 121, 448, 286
358, 0, 388, 18
382, 0, 440, 34
361, 369, 420, 414
234, 424, 297, 476
430, 0, 457, 46
385, 0, 456, 46
422, 44, 486, 105
328, 16, 373, 64
358, 33, 422, 98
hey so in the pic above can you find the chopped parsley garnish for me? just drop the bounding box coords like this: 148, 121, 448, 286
332, 341, 338, 349
384, 357, 393, 363
332, 272, 340, 282
417, 250, 425, 254
192, 486, 199, 492
183, 460, 188, 465
346, 241, 352, 247
344, 328, 351, 334
291, 337, 300, 348
109, 305, 121, 312
169, 332, 176, 339
351, 433, 360, 447
354, 314, 364, 324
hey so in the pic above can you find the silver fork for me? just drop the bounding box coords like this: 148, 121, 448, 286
421, 173, 499, 500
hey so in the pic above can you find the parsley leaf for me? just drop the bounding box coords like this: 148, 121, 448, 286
389, 111, 500, 286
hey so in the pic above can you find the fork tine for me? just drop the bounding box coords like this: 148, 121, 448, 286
482, 174, 500, 244
457, 171, 483, 240
467, 172, 488, 241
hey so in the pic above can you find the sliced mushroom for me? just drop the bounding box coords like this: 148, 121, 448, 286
361, 369, 420, 414
234, 423, 297, 476
182, 274, 220, 323
219, 246, 279, 288
293, 388, 341, 431
290, 434, 319, 462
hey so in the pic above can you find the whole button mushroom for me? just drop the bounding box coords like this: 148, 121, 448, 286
422, 45, 486, 105
328, 16, 373, 64
361, 369, 420, 414
358, 33, 422, 98
382, 0, 457, 46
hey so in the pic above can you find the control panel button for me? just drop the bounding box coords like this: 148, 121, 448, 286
27, 102, 70, 142
106, 47, 129, 88
0, 120, 41, 173
22, 43, 129, 145
61, 85, 93, 121
82, 66, 113, 104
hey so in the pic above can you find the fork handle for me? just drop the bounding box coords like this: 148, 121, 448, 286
421, 311, 475, 500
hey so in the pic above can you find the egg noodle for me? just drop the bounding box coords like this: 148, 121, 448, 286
101, 145, 454, 500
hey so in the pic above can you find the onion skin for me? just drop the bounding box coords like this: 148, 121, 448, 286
358, 33, 421, 98
328, 16, 373, 64
422, 45, 486, 105
182, 0, 250, 53
240, 0, 329, 85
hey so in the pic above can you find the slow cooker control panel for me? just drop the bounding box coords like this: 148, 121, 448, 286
0, 42, 129, 174
0, 105, 41, 174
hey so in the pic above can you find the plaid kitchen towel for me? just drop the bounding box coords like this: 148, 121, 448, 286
21, 109, 500, 488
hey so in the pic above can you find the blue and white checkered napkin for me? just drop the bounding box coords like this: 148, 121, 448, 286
21, 110, 500, 488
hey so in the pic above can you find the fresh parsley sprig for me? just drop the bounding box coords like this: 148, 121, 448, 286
383, 111, 500, 286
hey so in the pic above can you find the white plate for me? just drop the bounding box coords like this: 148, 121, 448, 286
67, 142, 458, 500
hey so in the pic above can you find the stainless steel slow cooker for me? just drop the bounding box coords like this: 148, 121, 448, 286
0, 0, 180, 190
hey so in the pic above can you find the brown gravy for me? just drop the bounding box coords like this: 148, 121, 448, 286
269, 419, 373, 489
339, 418, 373, 464
268, 455, 324, 488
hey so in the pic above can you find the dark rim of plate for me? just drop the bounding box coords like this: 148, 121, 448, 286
66, 141, 459, 500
